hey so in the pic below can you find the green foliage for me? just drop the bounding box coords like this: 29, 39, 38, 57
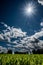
0, 54, 43, 65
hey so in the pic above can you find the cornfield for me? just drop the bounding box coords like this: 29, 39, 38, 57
0, 54, 43, 65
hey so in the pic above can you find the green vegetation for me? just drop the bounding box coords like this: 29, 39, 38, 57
0, 54, 43, 65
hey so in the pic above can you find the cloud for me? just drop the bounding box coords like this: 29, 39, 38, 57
1, 22, 8, 28
30, 30, 43, 39
41, 28, 43, 31
0, 46, 7, 53
40, 22, 43, 26
0, 34, 4, 40
21, 30, 43, 49
0, 22, 43, 53
38, 0, 43, 5
0, 22, 26, 43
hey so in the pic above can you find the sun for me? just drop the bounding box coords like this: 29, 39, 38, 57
23, 2, 37, 17
27, 7, 32, 13
25, 6, 33, 14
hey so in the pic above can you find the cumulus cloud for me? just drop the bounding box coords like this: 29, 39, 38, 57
0, 22, 26, 43
0, 22, 43, 53
38, 0, 43, 5
1, 22, 8, 28
41, 28, 43, 31
40, 22, 43, 26
30, 30, 43, 39
0, 46, 7, 53
0, 34, 4, 40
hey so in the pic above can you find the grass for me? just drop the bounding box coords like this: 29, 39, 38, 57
0, 54, 43, 65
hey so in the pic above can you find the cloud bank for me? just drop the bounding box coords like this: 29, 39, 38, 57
0, 22, 43, 53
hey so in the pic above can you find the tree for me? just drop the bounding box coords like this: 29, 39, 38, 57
7, 49, 12, 54
32, 49, 43, 54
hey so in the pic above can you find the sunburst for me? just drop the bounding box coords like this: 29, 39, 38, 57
24, 2, 37, 17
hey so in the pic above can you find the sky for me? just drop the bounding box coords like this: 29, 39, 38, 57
0, 0, 43, 53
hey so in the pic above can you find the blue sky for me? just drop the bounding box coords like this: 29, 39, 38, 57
0, 0, 43, 35
0, 0, 43, 53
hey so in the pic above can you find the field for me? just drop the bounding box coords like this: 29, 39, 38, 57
0, 54, 43, 65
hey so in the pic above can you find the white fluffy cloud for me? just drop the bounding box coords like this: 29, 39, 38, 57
0, 46, 7, 53
31, 30, 43, 39
38, 0, 43, 5
0, 34, 4, 40
40, 22, 43, 26
0, 22, 43, 53
1, 22, 8, 28
0, 22, 26, 43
